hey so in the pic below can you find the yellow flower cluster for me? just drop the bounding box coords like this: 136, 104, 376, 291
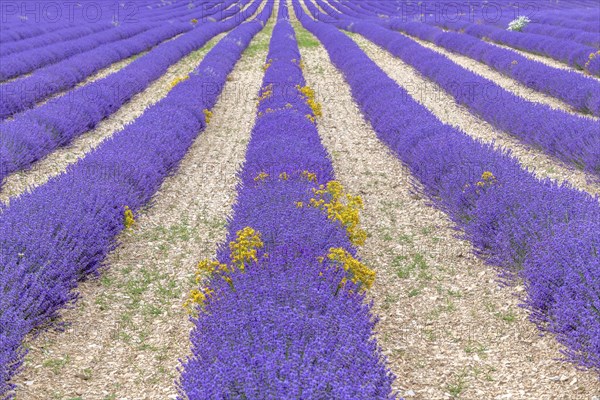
203, 109, 213, 124
310, 181, 367, 246
585, 50, 600, 73
301, 170, 317, 183
183, 287, 214, 312
184, 227, 264, 313
263, 58, 273, 71
258, 84, 273, 103
169, 75, 189, 89
124, 206, 135, 229
183, 260, 229, 313
279, 172, 289, 180
229, 226, 264, 270
254, 171, 269, 182
296, 84, 322, 122
191, 18, 198, 24
475, 171, 496, 187
326, 247, 375, 291
292, 58, 306, 70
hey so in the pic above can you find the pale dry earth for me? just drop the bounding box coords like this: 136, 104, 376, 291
294, 18, 600, 400
348, 32, 600, 198
6, 3, 600, 399
12, 18, 272, 400
397, 30, 598, 119
0, 32, 224, 205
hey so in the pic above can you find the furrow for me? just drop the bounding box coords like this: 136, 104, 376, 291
0, 33, 224, 205
294, 18, 600, 400
400, 32, 598, 120
12, 21, 270, 400
348, 33, 600, 197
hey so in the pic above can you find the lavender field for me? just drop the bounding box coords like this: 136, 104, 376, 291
1, 0, 599, 399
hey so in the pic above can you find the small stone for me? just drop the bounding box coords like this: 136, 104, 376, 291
24, 380, 34, 386
404, 389, 416, 397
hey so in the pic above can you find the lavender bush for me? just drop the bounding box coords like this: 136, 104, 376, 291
0, 0, 263, 187
178, 3, 395, 397
296, 0, 600, 374
0, 3, 271, 396
429, 18, 600, 76
319, 6, 600, 176
381, 19, 600, 116
0, 23, 155, 81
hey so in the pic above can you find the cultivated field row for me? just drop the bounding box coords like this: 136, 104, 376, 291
1, 0, 599, 399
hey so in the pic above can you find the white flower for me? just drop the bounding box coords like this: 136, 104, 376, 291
507, 16, 531, 32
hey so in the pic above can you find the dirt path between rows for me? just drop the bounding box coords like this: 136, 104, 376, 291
349, 32, 600, 198
0, 33, 224, 205
398, 31, 598, 120
13, 18, 272, 400
293, 17, 600, 400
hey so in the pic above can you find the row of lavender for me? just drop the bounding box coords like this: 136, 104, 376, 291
0, 0, 246, 80
470, 16, 599, 48
297, 0, 600, 374
178, 3, 394, 397
0, 0, 246, 118
0, 0, 261, 188
0, 0, 199, 55
428, 20, 600, 76
317, 0, 600, 178
0, 2, 271, 397
0, 22, 155, 81
365, 0, 600, 75
364, 0, 600, 34
0, 2, 120, 42
0, 0, 209, 42
327, 0, 600, 117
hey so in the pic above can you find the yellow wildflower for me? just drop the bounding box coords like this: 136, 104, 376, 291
258, 84, 273, 102
585, 50, 600, 73
229, 227, 263, 270
301, 170, 317, 183
310, 181, 367, 246
169, 75, 189, 89
124, 206, 135, 229
203, 109, 213, 124
327, 247, 376, 291
263, 58, 273, 71
254, 171, 269, 182
481, 171, 495, 181
296, 84, 322, 119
